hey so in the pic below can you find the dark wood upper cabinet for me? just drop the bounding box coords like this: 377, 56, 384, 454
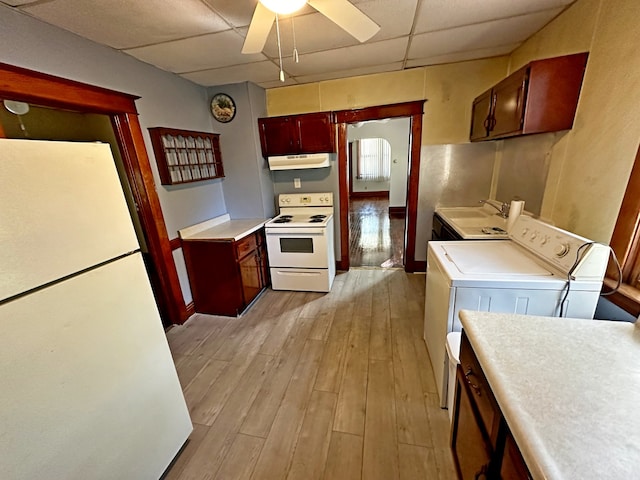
470, 52, 588, 142
258, 111, 335, 157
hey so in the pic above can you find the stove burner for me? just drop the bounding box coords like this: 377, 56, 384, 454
310, 214, 327, 219
280, 215, 293, 219
309, 218, 325, 223
273, 217, 291, 223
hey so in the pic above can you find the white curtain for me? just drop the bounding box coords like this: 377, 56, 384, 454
357, 138, 391, 181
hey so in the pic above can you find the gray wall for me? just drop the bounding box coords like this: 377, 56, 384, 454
207, 82, 275, 219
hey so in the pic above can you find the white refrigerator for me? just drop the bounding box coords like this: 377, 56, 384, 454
0, 139, 192, 479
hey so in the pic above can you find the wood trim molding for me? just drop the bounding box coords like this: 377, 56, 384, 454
349, 191, 390, 198
335, 100, 426, 273
335, 101, 425, 123
169, 237, 182, 251
0, 62, 139, 114
337, 122, 350, 271
185, 302, 196, 319
112, 113, 187, 324
389, 206, 406, 217
403, 111, 424, 273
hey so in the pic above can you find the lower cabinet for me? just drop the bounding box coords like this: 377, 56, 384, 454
432, 212, 462, 241
182, 229, 270, 316
451, 332, 532, 480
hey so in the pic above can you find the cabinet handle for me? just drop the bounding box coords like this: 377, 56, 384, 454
465, 368, 482, 396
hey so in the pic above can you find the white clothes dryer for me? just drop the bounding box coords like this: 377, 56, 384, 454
424, 215, 610, 408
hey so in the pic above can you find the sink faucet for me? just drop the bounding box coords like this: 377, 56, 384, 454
479, 199, 510, 218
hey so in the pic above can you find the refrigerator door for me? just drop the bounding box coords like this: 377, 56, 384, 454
0, 139, 140, 301
0, 253, 192, 480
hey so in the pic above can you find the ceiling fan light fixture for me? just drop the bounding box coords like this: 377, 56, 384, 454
259, 0, 307, 15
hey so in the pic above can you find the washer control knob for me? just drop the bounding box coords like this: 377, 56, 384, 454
285, 197, 291, 203
530, 233, 537, 241
554, 243, 570, 257
521, 228, 529, 237
540, 236, 549, 246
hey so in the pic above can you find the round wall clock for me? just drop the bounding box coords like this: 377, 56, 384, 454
210, 93, 236, 123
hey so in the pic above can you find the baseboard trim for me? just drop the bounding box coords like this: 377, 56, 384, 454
389, 206, 406, 217
185, 302, 196, 319
349, 191, 390, 198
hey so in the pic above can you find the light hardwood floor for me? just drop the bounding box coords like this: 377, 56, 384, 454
163, 268, 456, 480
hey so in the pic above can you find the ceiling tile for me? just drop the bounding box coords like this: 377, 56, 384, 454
202, 0, 257, 28
409, 9, 562, 59
284, 37, 408, 77
261, 12, 360, 58
125, 30, 265, 73
405, 44, 518, 68
292, 62, 404, 84
21, 0, 230, 49
181, 60, 283, 86
352, 0, 419, 40
415, 0, 574, 33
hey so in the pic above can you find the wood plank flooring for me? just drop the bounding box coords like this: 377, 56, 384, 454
163, 269, 456, 480
349, 197, 405, 268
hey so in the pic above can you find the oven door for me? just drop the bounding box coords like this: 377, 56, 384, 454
265, 226, 329, 268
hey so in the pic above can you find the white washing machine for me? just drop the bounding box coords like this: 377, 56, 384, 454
424, 215, 610, 408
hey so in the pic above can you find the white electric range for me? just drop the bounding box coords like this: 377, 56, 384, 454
424, 214, 611, 408
265, 192, 336, 292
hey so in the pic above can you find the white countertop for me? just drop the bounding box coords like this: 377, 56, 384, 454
459, 310, 640, 480
178, 215, 268, 241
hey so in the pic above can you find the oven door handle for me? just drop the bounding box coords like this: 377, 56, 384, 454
266, 228, 327, 235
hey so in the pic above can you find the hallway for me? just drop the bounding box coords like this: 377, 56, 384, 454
349, 196, 405, 268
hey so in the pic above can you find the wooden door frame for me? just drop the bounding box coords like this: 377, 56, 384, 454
335, 100, 426, 272
0, 62, 187, 325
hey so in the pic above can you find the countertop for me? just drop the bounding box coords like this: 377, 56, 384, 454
459, 310, 640, 480
178, 214, 268, 241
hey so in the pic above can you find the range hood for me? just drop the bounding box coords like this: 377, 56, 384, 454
268, 153, 331, 171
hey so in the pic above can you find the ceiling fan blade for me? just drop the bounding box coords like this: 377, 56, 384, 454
242, 2, 276, 54
308, 0, 380, 42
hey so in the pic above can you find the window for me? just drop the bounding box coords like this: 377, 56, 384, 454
356, 138, 391, 181
606, 142, 640, 316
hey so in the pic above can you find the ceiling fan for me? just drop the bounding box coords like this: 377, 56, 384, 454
242, 0, 380, 55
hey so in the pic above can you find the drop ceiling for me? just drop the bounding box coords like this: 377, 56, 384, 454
0, 0, 575, 88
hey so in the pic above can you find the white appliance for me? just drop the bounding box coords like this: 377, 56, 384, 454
424, 214, 610, 408
265, 192, 336, 292
0, 139, 192, 480
267, 152, 331, 171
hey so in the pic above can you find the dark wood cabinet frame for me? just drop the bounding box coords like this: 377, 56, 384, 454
335, 101, 426, 272
0, 62, 187, 325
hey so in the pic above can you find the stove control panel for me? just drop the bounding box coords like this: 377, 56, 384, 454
509, 215, 609, 280
278, 192, 333, 207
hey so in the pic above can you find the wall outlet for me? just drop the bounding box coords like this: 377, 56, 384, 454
294, 178, 301, 189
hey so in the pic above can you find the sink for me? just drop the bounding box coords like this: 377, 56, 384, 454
435, 205, 510, 239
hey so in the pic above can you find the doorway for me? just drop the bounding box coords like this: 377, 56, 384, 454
0, 62, 186, 325
347, 118, 410, 268
335, 101, 425, 272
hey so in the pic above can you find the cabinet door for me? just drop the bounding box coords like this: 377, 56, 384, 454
452, 369, 493, 480
490, 67, 529, 139
258, 242, 270, 289
470, 89, 493, 141
295, 112, 335, 153
239, 251, 262, 307
258, 116, 296, 157
500, 431, 531, 480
